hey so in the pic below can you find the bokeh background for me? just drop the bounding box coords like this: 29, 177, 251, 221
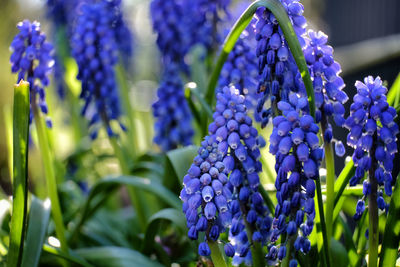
0, 0, 399, 195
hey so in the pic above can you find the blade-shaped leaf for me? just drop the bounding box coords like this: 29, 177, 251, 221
8, 81, 30, 267
141, 208, 186, 255
21, 197, 51, 267
75, 246, 163, 267
166, 146, 198, 184
42, 244, 92, 267
387, 72, 400, 107
379, 174, 400, 267
70, 176, 181, 243
334, 159, 355, 207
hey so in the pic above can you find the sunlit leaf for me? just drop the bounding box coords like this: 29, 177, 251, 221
8, 81, 30, 267
21, 197, 51, 267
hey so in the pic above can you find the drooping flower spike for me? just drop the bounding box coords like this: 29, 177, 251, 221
344, 76, 398, 220
268, 95, 323, 261
253, 0, 308, 127
303, 30, 348, 156
10, 20, 54, 127
181, 86, 272, 262
71, 1, 123, 139
152, 65, 194, 151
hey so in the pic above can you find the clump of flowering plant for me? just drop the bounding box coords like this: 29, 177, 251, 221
4, 1, 400, 267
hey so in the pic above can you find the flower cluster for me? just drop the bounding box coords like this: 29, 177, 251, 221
107, 0, 134, 65
253, 0, 308, 127
45, 0, 78, 99
268, 96, 323, 261
186, 0, 231, 52
150, 0, 194, 150
150, 0, 190, 64
218, 30, 260, 116
303, 30, 348, 155
152, 66, 194, 151
181, 86, 272, 263
344, 76, 399, 219
71, 1, 122, 139
10, 20, 54, 126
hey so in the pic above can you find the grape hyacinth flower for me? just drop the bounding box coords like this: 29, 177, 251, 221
211, 87, 272, 265
180, 134, 232, 257
151, 0, 194, 150
186, 0, 231, 53
303, 30, 348, 155
152, 66, 194, 151
71, 1, 123, 139
181, 86, 272, 262
218, 30, 260, 116
253, 0, 308, 127
45, 0, 78, 99
10, 20, 54, 127
344, 76, 398, 220
150, 0, 190, 65
107, 0, 134, 66
268, 96, 323, 262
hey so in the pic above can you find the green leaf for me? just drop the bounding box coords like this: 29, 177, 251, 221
42, 244, 93, 267
189, 45, 209, 95
8, 81, 30, 267
330, 238, 349, 267
141, 209, 186, 256
333, 159, 355, 207
387, 72, 400, 107
21, 197, 51, 267
337, 215, 358, 267
379, 173, 400, 267
185, 87, 203, 126
166, 146, 198, 184
70, 176, 181, 243
75, 246, 163, 267
259, 185, 275, 215
206, 0, 315, 117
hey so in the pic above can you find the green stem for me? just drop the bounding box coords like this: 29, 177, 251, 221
108, 137, 147, 231
379, 173, 400, 267
116, 63, 138, 158
56, 27, 85, 144
259, 185, 275, 215
321, 120, 335, 253
333, 160, 355, 207
32, 100, 68, 255
368, 141, 378, 267
8, 81, 30, 267
241, 204, 264, 267
281, 236, 295, 267
189, 86, 213, 119
315, 178, 331, 267
206, 0, 315, 117
208, 241, 228, 267
65, 87, 84, 144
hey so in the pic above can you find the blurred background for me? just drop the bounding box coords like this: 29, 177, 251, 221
0, 0, 399, 195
